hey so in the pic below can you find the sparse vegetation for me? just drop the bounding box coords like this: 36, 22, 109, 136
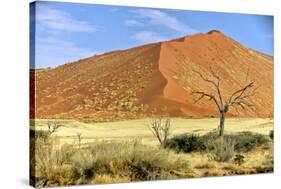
233, 154, 245, 165
164, 131, 270, 156
76, 133, 82, 148
30, 118, 273, 187
207, 137, 235, 162
30, 129, 49, 141
164, 134, 205, 153
149, 118, 171, 146
230, 132, 270, 152
269, 130, 273, 140
164, 132, 237, 162
47, 120, 62, 134
31, 131, 191, 187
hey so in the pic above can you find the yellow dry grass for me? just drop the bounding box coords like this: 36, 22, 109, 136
30, 117, 274, 187
187, 143, 273, 177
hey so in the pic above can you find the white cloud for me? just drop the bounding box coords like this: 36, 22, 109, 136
124, 19, 144, 27
35, 37, 97, 68
132, 31, 167, 43
131, 9, 198, 34
36, 5, 102, 33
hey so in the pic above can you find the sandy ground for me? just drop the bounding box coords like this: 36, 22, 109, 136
31, 118, 273, 146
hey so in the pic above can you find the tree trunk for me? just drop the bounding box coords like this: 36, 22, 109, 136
219, 112, 225, 136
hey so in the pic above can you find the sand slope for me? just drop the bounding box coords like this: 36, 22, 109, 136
31, 30, 273, 120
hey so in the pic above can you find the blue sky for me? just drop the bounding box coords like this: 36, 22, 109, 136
31, 1, 273, 68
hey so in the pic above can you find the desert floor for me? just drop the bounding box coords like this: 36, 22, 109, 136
31, 117, 274, 186
31, 118, 273, 146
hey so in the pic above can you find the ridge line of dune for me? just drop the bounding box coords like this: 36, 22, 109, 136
157, 42, 190, 104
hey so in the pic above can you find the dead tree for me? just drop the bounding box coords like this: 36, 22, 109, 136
150, 118, 171, 146
191, 68, 256, 136
47, 121, 62, 135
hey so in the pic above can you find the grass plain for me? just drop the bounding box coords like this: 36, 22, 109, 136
30, 117, 274, 187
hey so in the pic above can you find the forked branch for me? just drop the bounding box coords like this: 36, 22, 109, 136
47, 121, 62, 134
190, 66, 257, 136
192, 68, 224, 110
191, 91, 221, 110
150, 118, 171, 146
227, 81, 255, 109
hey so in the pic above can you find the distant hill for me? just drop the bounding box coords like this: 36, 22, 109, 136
31, 30, 273, 121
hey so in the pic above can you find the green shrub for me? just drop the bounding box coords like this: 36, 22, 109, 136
230, 132, 270, 152
164, 131, 269, 154
200, 131, 220, 150
164, 134, 206, 153
201, 131, 269, 153
269, 130, 274, 140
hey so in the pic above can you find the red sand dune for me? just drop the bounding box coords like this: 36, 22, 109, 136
30, 30, 273, 120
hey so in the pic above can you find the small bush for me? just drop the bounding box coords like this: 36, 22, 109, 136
230, 132, 270, 152
200, 131, 219, 150
164, 134, 206, 153
233, 154, 245, 165
269, 130, 274, 140
207, 138, 235, 162
202, 131, 270, 153
164, 131, 269, 154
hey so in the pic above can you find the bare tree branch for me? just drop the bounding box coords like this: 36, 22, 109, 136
190, 67, 257, 136
192, 69, 218, 89
209, 66, 224, 108
47, 121, 62, 134
191, 91, 221, 111
228, 81, 255, 108
149, 118, 171, 146
192, 68, 225, 109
